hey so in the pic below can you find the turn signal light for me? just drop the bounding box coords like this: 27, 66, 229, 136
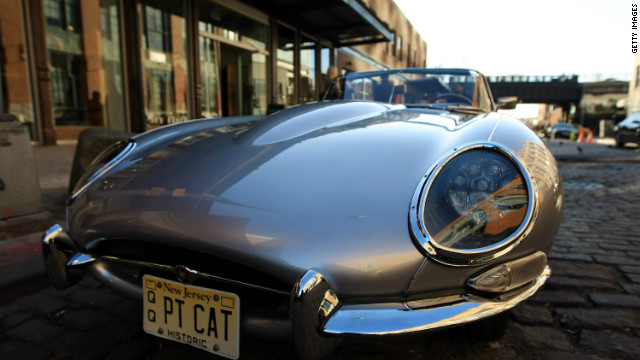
468, 252, 547, 293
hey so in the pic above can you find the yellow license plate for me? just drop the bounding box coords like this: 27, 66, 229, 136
143, 274, 240, 359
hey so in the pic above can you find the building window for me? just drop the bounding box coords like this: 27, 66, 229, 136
140, 1, 190, 128
198, 0, 268, 117
144, 7, 171, 53
320, 45, 334, 95
636, 65, 640, 88
44, 0, 127, 137
397, 35, 402, 61
392, 32, 396, 57
276, 24, 296, 107
0, 0, 37, 138
198, 22, 219, 118
45, 0, 81, 32
300, 35, 316, 103
45, 0, 85, 128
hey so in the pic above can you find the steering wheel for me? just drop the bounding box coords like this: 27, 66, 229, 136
432, 93, 472, 104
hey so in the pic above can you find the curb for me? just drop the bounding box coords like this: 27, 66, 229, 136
0, 211, 55, 240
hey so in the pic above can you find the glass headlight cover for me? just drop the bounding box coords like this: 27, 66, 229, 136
410, 143, 537, 266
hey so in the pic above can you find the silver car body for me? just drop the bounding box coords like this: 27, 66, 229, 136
43, 68, 562, 359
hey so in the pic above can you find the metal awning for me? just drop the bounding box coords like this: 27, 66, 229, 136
241, 0, 393, 47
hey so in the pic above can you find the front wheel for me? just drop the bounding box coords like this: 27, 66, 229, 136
460, 311, 510, 342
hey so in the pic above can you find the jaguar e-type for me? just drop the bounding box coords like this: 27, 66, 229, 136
43, 68, 562, 359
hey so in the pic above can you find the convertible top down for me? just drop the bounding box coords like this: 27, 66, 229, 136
43, 68, 562, 359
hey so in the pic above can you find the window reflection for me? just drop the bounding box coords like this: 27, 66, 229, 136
45, 0, 85, 127
140, 1, 189, 129
320, 47, 334, 94
276, 25, 295, 107
43, 0, 126, 135
300, 35, 315, 103
199, 0, 268, 117
199, 22, 220, 118
0, 0, 36, 138
100, 0, 126, 132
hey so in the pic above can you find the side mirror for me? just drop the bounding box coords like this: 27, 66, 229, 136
497, 96, 518, 110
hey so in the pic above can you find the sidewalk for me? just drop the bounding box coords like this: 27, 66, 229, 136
0, 143, 75, 297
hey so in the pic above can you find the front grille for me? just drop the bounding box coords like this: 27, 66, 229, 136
91, 240, 292, 304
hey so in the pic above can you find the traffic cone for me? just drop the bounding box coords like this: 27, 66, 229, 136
586, 130, 593, 143
577, 131, 584, 142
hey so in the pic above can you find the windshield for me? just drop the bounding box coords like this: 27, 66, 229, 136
325, 69, 494, 112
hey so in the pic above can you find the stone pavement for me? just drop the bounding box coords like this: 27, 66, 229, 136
1, 138, 640, 359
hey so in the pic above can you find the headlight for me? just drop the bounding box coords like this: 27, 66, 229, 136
71, 141, 135, 199
410, 143, 537, 266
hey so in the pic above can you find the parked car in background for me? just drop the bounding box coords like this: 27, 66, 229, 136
614, 113, 640, 147
546, 123, 577, 139
43, 68, 562, 359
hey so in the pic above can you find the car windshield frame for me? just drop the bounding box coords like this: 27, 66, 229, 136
326, 68, 495, 113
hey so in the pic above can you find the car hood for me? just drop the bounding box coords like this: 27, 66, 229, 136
68, 101, 504, 297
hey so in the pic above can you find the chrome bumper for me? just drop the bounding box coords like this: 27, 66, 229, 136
321, 266, 550, 336
41, 224, 293, 340
41, 224, 84, 289
43, 224, 550, 350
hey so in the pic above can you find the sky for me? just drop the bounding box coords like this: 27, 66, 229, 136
393, 0, 634, 81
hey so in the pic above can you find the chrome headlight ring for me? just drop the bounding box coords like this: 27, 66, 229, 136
410, 142, 538, 266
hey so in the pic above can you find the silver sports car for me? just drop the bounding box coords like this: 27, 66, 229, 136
43, 68, 562, 359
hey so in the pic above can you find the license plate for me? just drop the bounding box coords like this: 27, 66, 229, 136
143, 275, 240, 359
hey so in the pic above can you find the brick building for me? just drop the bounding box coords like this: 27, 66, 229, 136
0, 0, 426, 145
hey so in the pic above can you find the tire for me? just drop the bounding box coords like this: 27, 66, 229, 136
460, 311, 510, 342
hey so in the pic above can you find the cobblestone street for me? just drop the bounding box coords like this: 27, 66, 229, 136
1, 143, 640, 359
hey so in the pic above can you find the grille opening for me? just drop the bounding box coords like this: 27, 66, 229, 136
92, 240, 292, 295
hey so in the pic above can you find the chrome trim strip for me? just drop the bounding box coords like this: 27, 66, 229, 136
402, 257, 429, 296
71, 141, 137, 200
68, 253, 96, 267
88, 261, 143, 299
409, 141, 539, 266
323, 266, 550, 336
487, 118, 501, 142
49, 224, 290, 296
95, 255, 291, 296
